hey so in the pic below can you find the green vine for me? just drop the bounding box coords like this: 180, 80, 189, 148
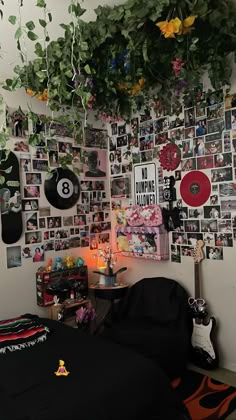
3, 0, 236, 119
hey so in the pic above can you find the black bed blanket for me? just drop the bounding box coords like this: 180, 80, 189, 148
0, 318, 189, 420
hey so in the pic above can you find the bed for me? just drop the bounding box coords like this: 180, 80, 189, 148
0, 315, 190, 420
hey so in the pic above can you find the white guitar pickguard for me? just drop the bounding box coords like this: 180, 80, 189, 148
191, 319, 216, 360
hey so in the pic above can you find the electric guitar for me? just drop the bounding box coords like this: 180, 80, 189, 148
189, 240, 218, 370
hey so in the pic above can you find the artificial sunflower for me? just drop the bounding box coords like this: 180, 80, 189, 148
179, 15, 196, 35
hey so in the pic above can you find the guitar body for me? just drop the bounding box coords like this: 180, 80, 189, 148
191, 316, 218, 369
189, 240, 218, 370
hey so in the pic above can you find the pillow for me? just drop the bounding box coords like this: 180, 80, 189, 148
0, 316, 50, 354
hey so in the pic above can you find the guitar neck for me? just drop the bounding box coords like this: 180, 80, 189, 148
194, 262, 201, 299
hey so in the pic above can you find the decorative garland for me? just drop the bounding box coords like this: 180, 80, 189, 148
2, 0, 236, 120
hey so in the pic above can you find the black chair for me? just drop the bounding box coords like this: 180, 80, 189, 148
102, 277, 193, 379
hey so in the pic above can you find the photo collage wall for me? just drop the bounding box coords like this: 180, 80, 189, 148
108, 87, 236, 264
3, 108, 111, 269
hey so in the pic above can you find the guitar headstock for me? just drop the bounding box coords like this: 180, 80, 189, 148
193, 239, 205, 264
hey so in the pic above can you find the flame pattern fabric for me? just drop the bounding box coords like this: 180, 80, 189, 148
172, 370, 236, 420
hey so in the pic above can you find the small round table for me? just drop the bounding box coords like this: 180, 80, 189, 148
89, 283, 129, 333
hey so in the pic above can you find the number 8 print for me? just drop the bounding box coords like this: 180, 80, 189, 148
57, 178, 73, 199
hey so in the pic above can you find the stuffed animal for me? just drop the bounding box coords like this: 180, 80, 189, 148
76, 257, 84, 267
46, 258, 53, 272
117, 235, 130, 252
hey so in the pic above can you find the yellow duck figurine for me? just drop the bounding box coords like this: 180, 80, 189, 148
54, 359, 70, 376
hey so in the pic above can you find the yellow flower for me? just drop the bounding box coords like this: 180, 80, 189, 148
179, 15, 196, 35
26, 89, 35, 97
156, 17, 182, 38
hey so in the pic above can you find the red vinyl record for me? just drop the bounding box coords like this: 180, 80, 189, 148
180, 171, 211, 207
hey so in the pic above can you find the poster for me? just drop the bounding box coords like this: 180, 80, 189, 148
133, 162, 157, 206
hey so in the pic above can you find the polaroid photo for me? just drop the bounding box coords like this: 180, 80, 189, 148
203, 233, 215, 246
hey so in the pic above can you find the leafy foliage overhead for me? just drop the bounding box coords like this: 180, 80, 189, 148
3, 0, 236, 118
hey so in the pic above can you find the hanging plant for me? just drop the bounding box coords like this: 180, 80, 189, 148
2, 0, 236, 119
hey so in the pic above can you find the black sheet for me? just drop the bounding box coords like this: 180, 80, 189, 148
0, 318, 189, 420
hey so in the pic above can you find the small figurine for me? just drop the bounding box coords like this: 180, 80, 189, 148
54, 359, 70, 376
46, 258, 53, 272
54, 257, 64, 271
76, 257, 84, 267
53, 295, 60, 306
64, 255, 74, 269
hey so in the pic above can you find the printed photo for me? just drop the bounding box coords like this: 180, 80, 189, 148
90, 234, 98, 250
24, 186, 40, 198
155, 132, 168, 145
32, 245, 44, 263
141, 150, 153, 162
48, 151, 58, 167
55, 229, 70, 239
181, 246, 194, 257
74, 215, 86, 226
210, 195, 218, 205
111, 176, 131, 198
25, 212, 38, 231
184, 220, 200, 233
184, 126, 195, 139
49, 121, 72, 137
215, 233, 233, 247
207, 118, 224, 134
203, 233, 215, 246
203, 206, 221, 219
140, 121, 154, 136
39, 218, 46, 229
84, 127, 108, 149
22, 199, 39, 212
221, 198, 236, 214
25, 173, 42, 185
195, 104, 206, 119
193, 138, 205, 156
206, 90, 223, 106
197, 156, 214, 170
205, 140, 222, 155
63, 216, 73, 226
84, 149, 106, 179
184, 107, 195, 127
22, 246, 32, 258
55, 239, 70, 251
211, 167, 232, 182
20, 154, 31, 172
195, 119, 207, 136
98, 233, 110, 244
6, 246, 22, 268
44, 241, 55, 251
225, 93, 236, 110
188, 208, 203, 218
32, 160, 48, 172
118, 124, 126, 136
182, 140, 193, 158
153, 117, 169, 133
206, 246, 223, 260
169, 128, 184, 142
25, 231, 42, 244
201, 220, 218, 232
47, 217, 62, 229
109, 136, 117, 151
117, 135, 128, 148
34, 147, 48, 160
140, 134, 154, 151
6, 107, 28, 138
214, 153, 232, 168
219, 183, 236, 197
171, 244, 181, 263
181, 158, 196, 171
111, 123, 118, 136
58, 141, 73, 154
223, 131, 231, 153
69, 236, 81, 248
187, 233, 203, 246
207, 104, 224, 120
172, 232, 188, 245
218, 220, 232, 232
14, 140, 29, 152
